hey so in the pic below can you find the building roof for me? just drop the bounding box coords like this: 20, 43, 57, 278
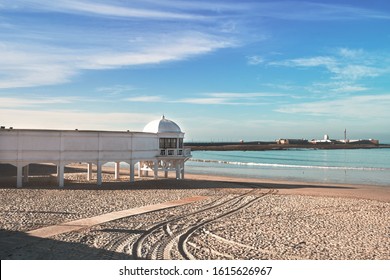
143, 116, 182, 134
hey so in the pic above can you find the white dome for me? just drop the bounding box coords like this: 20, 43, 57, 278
143, 116, 182, 133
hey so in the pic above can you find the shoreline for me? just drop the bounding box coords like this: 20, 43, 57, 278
183, 172, 390, 202
186, 143, 390, 151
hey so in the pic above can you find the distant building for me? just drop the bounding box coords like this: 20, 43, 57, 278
277, 139, 309, 145
310, 133, 379, 145
0, 116, 191, 188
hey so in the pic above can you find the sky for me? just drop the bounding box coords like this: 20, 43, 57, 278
1, 0, 390, 142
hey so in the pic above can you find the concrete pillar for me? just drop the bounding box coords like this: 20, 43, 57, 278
97, 162, 102, 186
181, 162, 185, 180
23, 164, 29, 183
138, 161, 142, 178
87, 163, 93, 181
115, 162, 120, 180
16, 164, 23, 188
153, 160, 158, 179
58, 163, 64, 188
130, 161, 135, 183
176, 162, 180, 180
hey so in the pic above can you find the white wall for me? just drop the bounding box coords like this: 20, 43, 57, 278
0, 129, 159, 166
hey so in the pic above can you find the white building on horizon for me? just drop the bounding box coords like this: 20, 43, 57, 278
0, 116, 191, 188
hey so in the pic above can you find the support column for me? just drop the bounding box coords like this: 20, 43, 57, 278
87, 163, 93, 181
164, 170, 168, 178
130, 161, 135, 183
153, 160, 158, 179
16, 164, 23, 188
176, 162, 180, 180
181, 161, 185, 180
115, 162, 120, 180
23, 164, 29, 183
97, 162, 102, 186
57, 163, 64, 188
138, 161, 142, 178
145, 162, 149, 177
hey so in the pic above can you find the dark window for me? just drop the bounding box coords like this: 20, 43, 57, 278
171, 138, 177, 148
160, 138, 180, 149
159, 138, 165, 149
179, 138, 183, 148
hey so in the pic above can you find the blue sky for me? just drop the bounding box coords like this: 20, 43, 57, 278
1, 0, 390, 142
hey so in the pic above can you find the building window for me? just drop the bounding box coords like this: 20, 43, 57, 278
179, 138, 183, 148
159, 138, 179, 149
159, 138, 165, 149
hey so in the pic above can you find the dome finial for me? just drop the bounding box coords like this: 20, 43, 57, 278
162, 114, 165, 119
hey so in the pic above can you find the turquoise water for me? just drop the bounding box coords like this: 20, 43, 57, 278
186, 149, 390, 186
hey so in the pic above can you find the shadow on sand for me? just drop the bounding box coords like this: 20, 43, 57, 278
0, 177, 355, 191
1, 163, 355, 190
0, 229, 137, 260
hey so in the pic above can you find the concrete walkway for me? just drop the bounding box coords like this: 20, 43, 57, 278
27, 195, 208, 238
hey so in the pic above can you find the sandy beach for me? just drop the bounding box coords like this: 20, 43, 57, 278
0, 164, 389, 260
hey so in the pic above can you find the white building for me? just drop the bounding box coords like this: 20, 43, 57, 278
0, 116, 191, 188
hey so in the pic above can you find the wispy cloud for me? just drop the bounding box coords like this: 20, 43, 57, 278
270, 48, 388, 94
0, 1, 237, 89
1, 1, 389, 90
96, 85, 138, 96
0, 43, 79, 88
124, 95, 163, 102
0, 31, 234, 88
0, 97, 75, 108
247, 55, 264, 65
0, 108, 158, 130
273, 56, 336, 68
252, 2, 390, 21
122, 92, 284, 105
3, 0, 207, 21
82, 32, 234, 69
276, 94, 390, 119
119, 92, 285, 106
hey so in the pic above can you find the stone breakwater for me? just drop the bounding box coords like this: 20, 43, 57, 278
0, 178, 389, 260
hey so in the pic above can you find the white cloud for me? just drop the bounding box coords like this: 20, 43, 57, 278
175, 97, 229, 105
247, 55, 264, 65
338, 48, 364, 58
0, 32, 234, 88
0, 0, 238, 89
0, 44, 79, 88
2, 0, 206, 21
270, 49, 387, 85
307, 81, 368, 94
96, 85, 138, 96
276, 56, 336, 68
83, 33, 234, 69
251, 2, 390, 21
331, 84, 368, 93
0, 108, 158, 130
124, 95, 163, 102
123, 92, 281, 105
0, 97, 74, 108
208, 92, 285, 98
331, 65, 381, 80
276, 94, 390, 119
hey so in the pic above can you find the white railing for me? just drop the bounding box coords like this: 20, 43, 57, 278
159, 148, 191, 157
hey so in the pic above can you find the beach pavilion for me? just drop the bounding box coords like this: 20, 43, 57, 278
0, 116, 191, 188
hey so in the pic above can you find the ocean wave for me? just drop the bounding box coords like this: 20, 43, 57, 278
188, 158, 389, 171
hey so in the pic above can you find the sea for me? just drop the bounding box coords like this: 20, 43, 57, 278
185, 148, 390, 186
